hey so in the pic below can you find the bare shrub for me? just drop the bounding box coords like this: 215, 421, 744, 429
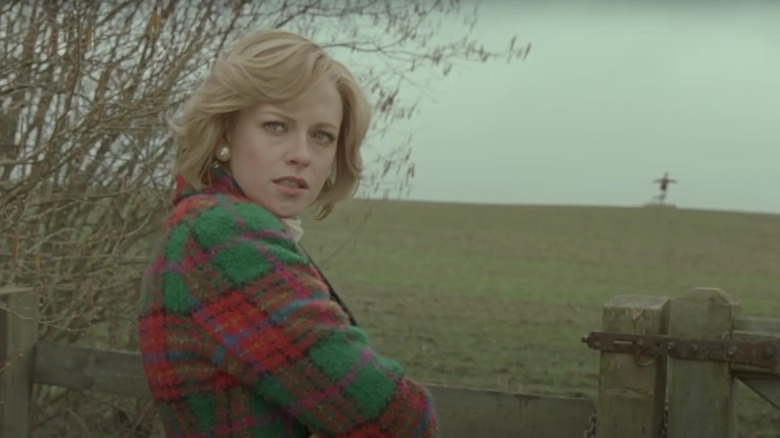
0, 1, 529, 435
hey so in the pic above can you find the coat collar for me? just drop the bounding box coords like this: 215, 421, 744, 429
173, 164, 243, 205
173, 165, 304, 242
171, 165, 355, 325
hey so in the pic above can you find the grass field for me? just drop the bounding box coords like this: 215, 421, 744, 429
301, 200, 780, 436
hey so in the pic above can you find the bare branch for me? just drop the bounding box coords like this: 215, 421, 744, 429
0, 1, 530, 435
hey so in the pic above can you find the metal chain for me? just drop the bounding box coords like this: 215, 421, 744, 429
584, 403, 668, 438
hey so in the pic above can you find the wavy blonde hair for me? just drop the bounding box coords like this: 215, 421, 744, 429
170, 29, 370, 219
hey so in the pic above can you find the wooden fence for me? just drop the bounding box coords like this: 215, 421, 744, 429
0, 285, 592, 438
2, 286, 779, 437
582, 288, 780, 437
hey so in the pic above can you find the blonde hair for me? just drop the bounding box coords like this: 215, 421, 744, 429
170, 29, 371, 219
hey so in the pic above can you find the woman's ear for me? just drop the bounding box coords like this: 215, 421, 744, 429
221, 112, 238, 146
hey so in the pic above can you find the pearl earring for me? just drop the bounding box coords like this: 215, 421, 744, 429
215, 145, 231, 162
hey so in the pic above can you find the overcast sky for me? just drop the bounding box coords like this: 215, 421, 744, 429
372, 1, 780, 214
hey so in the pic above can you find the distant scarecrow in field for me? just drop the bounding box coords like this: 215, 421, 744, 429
653, 172, 677, 204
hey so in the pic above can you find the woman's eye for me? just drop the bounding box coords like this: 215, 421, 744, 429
314, 132, 336, 144
263, 122, 285, 132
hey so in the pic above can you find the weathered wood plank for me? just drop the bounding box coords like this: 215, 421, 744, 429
733, 316, 780, 407
34, 341, 151, 399
736, 372, 780, 409
667, 288, 739, 438
427, 384, 594, 438
33, 342, 594, 437
729, 331, 780, 375
594, 294, 669, 438
732, 362, 780, 376
733, 316, 780, 336
0, 289, 39, 438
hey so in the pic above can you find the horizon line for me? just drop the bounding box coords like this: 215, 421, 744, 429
347, 196, 780, 217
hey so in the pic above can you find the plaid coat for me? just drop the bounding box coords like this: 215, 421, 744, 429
138, 168, 438, 437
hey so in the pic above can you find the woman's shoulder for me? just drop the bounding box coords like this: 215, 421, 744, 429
169, 192, 285, 239
160, 191, 311, 288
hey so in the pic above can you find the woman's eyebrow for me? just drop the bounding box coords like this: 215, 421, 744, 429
313, 121, 340, 131
258, 108, 294, 122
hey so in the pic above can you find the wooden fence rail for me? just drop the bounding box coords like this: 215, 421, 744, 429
3, 286, 778, 437
1, 286, 593, 438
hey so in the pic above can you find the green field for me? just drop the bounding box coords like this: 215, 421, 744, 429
302, 200, 780, 436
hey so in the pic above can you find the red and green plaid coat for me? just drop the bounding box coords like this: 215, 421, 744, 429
138, 168, 438, 437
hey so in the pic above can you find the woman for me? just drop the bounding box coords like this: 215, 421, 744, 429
137, 29, 438, 437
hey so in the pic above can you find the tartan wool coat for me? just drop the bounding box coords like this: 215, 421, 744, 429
137, 167, 438, 437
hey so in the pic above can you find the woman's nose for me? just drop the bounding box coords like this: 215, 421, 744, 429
287, 133, 311, 165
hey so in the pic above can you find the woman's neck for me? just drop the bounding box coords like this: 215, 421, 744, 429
280, 217, 304, 242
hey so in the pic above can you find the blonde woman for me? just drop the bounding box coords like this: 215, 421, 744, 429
137, 29, 438, 437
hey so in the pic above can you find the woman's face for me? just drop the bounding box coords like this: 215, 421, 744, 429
225, 81, 343, 219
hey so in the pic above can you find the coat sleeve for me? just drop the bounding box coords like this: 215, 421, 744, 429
181, 201, 438, 437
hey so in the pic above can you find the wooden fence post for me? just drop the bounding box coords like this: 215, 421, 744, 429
595, 295, 669, 438
732, 316, 780, 410
0, 286, 39, 438
667, 288, 739, 438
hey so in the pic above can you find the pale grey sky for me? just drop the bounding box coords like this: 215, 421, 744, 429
374, 1, 780, 214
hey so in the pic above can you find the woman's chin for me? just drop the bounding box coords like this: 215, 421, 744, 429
263, 203, 306, 220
